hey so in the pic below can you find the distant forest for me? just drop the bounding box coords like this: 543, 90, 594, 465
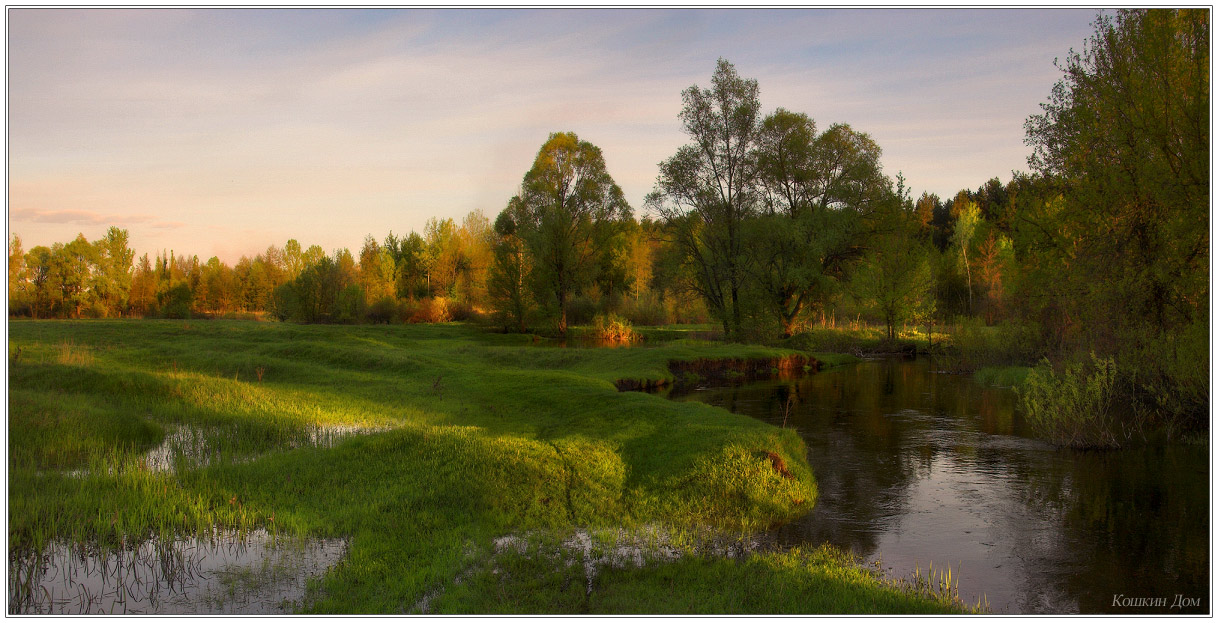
8, 10, 1207, 424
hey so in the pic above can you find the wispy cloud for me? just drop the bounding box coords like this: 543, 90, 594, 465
8, 8, 1098, 262
11, 207, 184, 229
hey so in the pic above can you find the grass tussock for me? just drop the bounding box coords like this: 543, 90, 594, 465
590, 313, 638, 343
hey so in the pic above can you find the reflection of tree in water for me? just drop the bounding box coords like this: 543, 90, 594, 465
1005, 445, 1209, 613
678, 358, 1207, 614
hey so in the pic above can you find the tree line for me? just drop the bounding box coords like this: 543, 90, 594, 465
8, 9, 1206, 423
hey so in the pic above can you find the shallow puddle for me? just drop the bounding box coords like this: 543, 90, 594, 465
133, 423, 394, 473
8, 529, 347, 614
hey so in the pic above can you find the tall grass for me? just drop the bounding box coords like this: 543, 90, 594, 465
589, 314, 638, 343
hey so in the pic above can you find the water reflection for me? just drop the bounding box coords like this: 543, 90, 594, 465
9, 530, 347, 614
669, 358, 1208, 614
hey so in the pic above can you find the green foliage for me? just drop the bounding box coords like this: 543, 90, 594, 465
647, 58, 762, 339
1018, 354, 1121, 449
158, 282, 194, 319
1023, 8, 1208, 353
850, 207, 934, 343
365, 296, 398, 325
335, 284, 368, 324
949, 200, 980, 312
512, 132, 632, 335
943, 317, 1040, 371
972, 365, 1032, 388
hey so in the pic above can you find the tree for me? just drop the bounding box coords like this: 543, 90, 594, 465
358, 235, 394, 303
457, 210, 494, 306
950, 198, 980, 313
129, 254, 157, 316
423, 218, 462, 297
513, 131, 631, 335
25, 246, 56, 318
1024, 8, 1208, 338
974, 231, 1015, 324
200, 256, 237, 314
750, 109, 888, 336
9, 234, 27, 315
488, 199, 534, 333
851, 205, 935, 342
1022, 8, 1208, 425
283, 239, 304, 279
55, 235, 98, 318
92, 227, 134, 316
647, 58, 761, 339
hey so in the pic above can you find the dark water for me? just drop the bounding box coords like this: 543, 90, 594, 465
667, 358, 1209, 614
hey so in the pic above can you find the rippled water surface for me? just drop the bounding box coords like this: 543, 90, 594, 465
667, 358, 1209, 614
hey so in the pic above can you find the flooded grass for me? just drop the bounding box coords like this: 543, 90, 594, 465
9, 530, 347, 614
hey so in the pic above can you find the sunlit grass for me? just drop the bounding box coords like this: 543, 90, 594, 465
8, 319, 963, 613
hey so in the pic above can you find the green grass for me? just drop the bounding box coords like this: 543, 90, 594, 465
431, 543, 972, 614
973, 365, 1033, 388
8, 319, 964, 614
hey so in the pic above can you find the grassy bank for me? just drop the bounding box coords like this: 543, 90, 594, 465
8, 319, 966, 613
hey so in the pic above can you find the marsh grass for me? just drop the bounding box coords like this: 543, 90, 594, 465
8, 319, 958, 614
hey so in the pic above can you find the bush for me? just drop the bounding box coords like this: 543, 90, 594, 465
158, 283, 194, 320
565, 295, 600, 327
1018, 354, 1121, 449
410, 297, 451, 323
590, 313, 637, 342
366, 296, 398, 324
619, 291, 668, 326
335, 284, 367, 324
944, 317, 1039, 371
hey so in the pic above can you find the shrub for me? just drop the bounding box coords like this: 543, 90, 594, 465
335, 284, 367, 324
943, 317, 1038, 372
619, 291, 668, 326
1018, 354, 1121, 449
410, 297, 451, 323
565, 295, 600, 327
590, 313, 637, 342
158, 283, 194, 320
366, 296, 398, 324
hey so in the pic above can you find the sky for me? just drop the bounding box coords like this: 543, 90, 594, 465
8, 7, 1100, 264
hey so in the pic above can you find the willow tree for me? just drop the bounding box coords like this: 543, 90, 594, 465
512, 131, 631, 335
647, 58, 761, 339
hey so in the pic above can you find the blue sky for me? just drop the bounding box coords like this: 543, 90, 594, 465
8, 8, 1099, 263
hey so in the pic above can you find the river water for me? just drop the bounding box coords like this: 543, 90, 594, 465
664, 357, 1209, 614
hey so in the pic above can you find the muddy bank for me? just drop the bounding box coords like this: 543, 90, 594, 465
615, 354, 818, 392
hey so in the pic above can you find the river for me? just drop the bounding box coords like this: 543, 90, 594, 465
663, 357, 1209, 614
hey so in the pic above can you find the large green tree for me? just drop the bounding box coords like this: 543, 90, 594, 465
1024, 8, 1208, 338
1023, 8, 1208, 424
750, 109, 889, 336
512, 131, 631, 335
647, 58, 761, 339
